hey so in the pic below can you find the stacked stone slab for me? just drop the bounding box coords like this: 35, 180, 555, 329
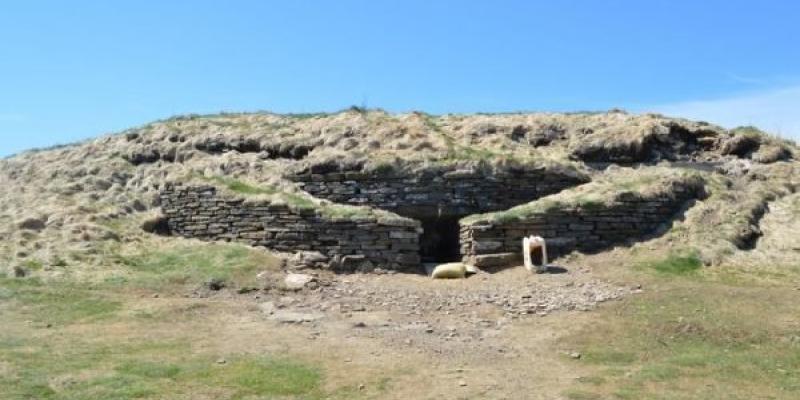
288, 163, 589, 218
160, 184, 421, 272
460, 173, 706, 268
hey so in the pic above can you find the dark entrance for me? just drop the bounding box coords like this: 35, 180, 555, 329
142, 215, 171, 236
419, 216, 461, 263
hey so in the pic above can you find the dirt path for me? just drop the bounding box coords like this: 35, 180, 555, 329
275, 269, 631, 397
71, 285, 595, 400
107, 262, 628, 399
143, 295, 599, 399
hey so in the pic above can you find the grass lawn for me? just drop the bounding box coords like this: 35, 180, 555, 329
111, 242, 282, 292
0, 274, 332, 400
0, 241, 387, 400
560, 260, 800, 400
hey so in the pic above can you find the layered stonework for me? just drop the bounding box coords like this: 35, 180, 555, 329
160, 166, 706, 273
459, 172, 706, 268
288, 163, 589, 218
160, 184, 422, 272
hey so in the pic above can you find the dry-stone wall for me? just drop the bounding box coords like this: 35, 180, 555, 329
460, 178, 706, 268
160, 184, 422, 272
288, 164, 589, 218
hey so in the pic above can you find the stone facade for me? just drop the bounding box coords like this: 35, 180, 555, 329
460, 183, 705, 267
159, 168, 705, 273
289, 164, 589, 218
160, 184, 422, 272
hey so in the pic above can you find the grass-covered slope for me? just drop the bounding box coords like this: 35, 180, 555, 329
195, 175, 412, 222
0, 109, 797, 275
463, 167, 706, 225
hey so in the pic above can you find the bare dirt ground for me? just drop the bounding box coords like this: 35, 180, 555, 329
160, 255, 636, 399
106, 264, 630, 399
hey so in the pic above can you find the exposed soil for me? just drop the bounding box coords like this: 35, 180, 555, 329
206, 264, 634, 361
113, 288, 604, 400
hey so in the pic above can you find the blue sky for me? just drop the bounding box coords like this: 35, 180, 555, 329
2, 1, 799, 156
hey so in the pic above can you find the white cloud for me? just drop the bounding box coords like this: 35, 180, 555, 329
644, 85, 800, 141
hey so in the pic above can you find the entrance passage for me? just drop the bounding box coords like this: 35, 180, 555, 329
419, 216, 462, 263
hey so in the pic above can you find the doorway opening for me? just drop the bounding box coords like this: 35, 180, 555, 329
419, 216, 462, 263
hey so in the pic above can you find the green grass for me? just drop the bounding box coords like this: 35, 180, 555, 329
463, 198, 562, 224
731, 125, 765, 139
285, 112, 331, 120
565, 389, 604, 400
446, 144, 499, 161
729, 124, 799, 147
282, 191, 317, 209
645, 250, 703, 275
560, 283, 800, 399
200, 175, 383, 218
204, 175, 278, 196
0, 277, 121, 325
0, 271, 331, 400
419, 113, 507, 162
370, 161, 398, 176
8, 139, 86, 158
224, 180, 272, 195
462, 168, 704, 225
116, 360, 182, 379
0, 331, 325, 400
19, 258, 45, 271
113, 242, 281, 291
195, 357, 322, 398
0, 274, 381, 400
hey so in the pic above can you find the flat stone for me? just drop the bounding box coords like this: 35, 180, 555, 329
284, 273, 314, 291
389, 231, 417, 239
290, 250, 329, 268
473, 240, 503, 252
473, 253, 518, 268
269, 310, 324, 323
